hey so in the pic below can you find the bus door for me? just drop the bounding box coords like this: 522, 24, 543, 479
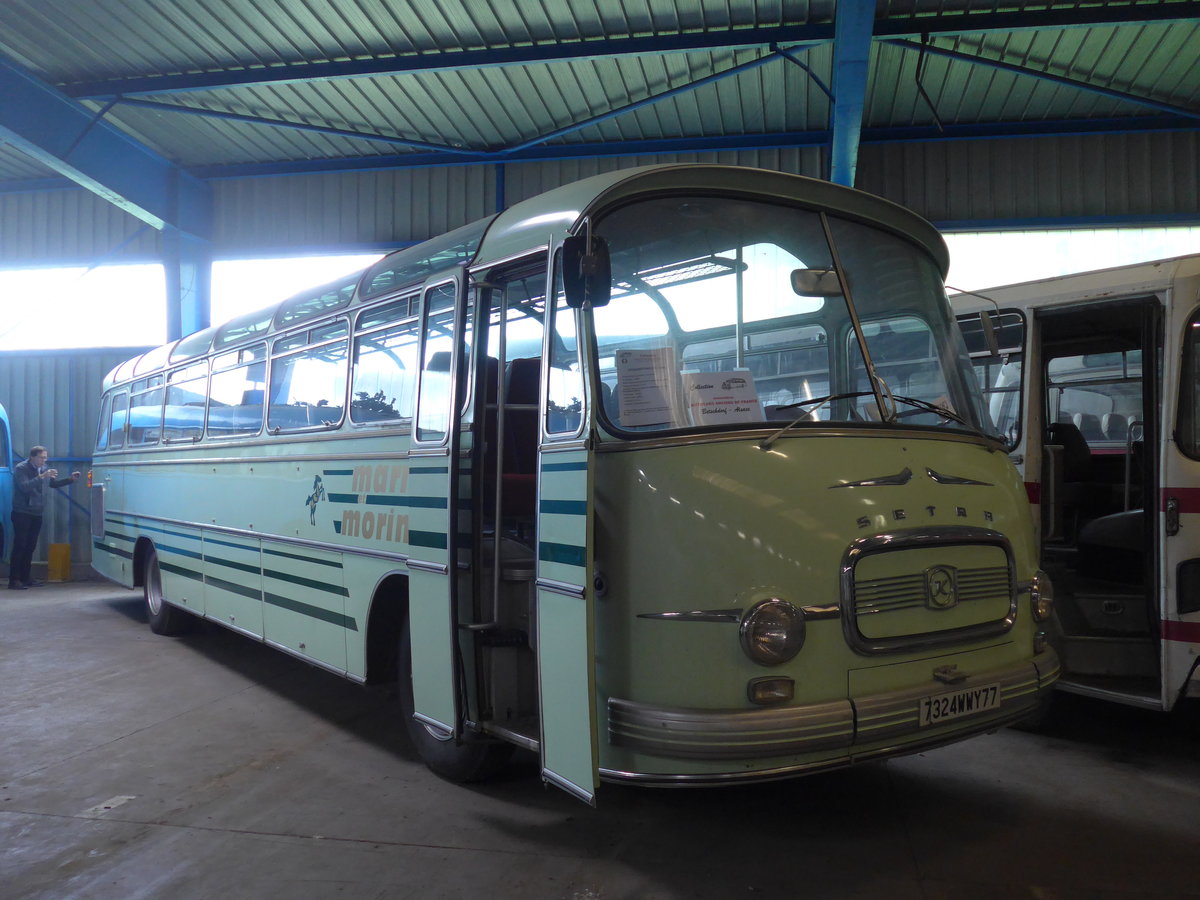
407, 277, 469, 739
533, 262, 597, 804
1161, 293, 1200, 710
467, 266, 547, 752
1036, 297, 1163, 707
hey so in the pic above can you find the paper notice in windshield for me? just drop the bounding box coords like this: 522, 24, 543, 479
682, 371, 761, 425
616, 348, 679, 427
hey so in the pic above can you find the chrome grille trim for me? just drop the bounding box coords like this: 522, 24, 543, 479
606, 648, 1058, 763
855, 566, 1012, 615
841, 526, 1018, 655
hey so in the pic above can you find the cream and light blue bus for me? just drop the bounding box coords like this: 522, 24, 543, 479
90, 164, 1058, 803
954, 255, 1200, 721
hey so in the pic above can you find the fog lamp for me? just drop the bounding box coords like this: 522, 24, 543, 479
1030, 569, 1055, 622
748, 676, 795, 705
739, 598, 805, 666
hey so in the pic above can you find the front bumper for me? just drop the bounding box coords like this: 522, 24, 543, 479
603, 647, 1059, 784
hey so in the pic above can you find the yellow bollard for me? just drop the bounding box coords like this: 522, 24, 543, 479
48, 543, 71, 582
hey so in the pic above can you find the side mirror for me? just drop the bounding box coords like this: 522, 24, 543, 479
791, 268, 843, 297
562, 233, 611, 309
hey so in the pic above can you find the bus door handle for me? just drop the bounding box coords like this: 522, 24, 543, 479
1166, 496, 1180, 537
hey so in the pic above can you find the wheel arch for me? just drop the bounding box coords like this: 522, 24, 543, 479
132, 536, 156, 587
364, 572, 409, 685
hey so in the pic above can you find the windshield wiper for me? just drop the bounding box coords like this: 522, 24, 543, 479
758, 391, 876, 450
886, 394, 989, 436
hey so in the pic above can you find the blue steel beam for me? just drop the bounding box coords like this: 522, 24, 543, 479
829, 0, 876, 187
0, 55, 212, 237
883, 39, 1200, 122
4, 115, 1193, 191
61, 6, 1200, 100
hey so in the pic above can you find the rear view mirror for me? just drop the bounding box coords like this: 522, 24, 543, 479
791, 268, 843, 297
562, 233, 611, 309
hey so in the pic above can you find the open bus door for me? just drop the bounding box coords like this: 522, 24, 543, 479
533, 274, 598, 804
1162, 294, 1200, 712
0, 402, 11, 564
407, 277, 468, 740
1035, 298, 1165, 708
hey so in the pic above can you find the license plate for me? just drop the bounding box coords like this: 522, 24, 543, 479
919, 683, 1001, 726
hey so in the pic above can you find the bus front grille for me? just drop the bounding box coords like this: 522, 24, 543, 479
841, 527, 1017, 654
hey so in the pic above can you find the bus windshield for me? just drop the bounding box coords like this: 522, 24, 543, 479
590, 195, 994, 438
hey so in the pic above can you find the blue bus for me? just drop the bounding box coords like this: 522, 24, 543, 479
0, 402, 12, 564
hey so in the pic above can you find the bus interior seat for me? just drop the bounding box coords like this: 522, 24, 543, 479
1102, 413, 1129, 443
1077, 508, 1145, 585
1072, 412, 1105, 443
1044, 421, 1095, 541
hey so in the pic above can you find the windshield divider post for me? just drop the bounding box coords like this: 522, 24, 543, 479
818, 212, 889, 423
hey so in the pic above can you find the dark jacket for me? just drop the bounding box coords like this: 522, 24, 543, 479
13, 458, 74, 516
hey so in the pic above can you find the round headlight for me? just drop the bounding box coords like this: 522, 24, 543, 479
1030, 569, 1055, 622
739, 599, 805, 666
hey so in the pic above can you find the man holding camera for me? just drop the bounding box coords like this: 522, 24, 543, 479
9, 446, 79, 590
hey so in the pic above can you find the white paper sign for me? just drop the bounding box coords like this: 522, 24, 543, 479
681, 370, 761, 425
616, 348, 679, 427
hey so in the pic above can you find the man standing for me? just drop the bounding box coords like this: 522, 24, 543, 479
10, 446, 79, 590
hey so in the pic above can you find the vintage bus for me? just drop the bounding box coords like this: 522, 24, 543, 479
91, 164, 1058, 803
953, 254, 1200, 719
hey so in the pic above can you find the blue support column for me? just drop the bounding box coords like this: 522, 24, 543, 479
163, 228, 213, 340
0, 55, 214, 339
829, 0, 876, 187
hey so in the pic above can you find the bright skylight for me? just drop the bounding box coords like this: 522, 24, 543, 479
0, 232, 1196, 351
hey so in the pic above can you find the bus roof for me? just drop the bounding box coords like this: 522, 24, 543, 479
103, 164, 949, 391
473, 163, 949, 274
951, 253, 1200, 314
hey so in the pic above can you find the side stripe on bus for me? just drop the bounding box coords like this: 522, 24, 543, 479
540, 499, 588, 516
542, 460, 588, 472
539, 541, 586, 567
93, 538, 132, 560
264, 592, 358, 630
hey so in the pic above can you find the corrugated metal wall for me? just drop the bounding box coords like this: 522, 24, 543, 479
4, 138, 1196, 269
0, 347, 147, 577
0, 189, 160, 266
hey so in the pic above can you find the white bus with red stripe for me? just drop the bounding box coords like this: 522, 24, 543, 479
954, 254, 1200, 716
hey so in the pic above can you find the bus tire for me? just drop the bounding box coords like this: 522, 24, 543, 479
397, 618, 513, 783
143, 546, 193, 636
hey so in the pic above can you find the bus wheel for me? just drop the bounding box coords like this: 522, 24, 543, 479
397, 619, 513, 782
143, 547, 193, 636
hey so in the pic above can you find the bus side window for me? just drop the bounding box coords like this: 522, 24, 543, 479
209, 361, 266, 437
351, 302, 419, 424
108, 393, 128, 449
547, 266, 584, 436
95, 394, 112, 451
163, 363, 209, 442
268, 322, 349, 432
128, 378, 163, 446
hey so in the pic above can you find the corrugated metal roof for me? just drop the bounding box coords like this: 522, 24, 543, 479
1, 0, 1193, 183
0, 0, 1195, 254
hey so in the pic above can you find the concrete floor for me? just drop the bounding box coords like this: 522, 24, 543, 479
2, 582, 1198, 900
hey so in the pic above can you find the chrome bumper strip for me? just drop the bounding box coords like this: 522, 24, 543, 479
607, 647, 1059, 765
